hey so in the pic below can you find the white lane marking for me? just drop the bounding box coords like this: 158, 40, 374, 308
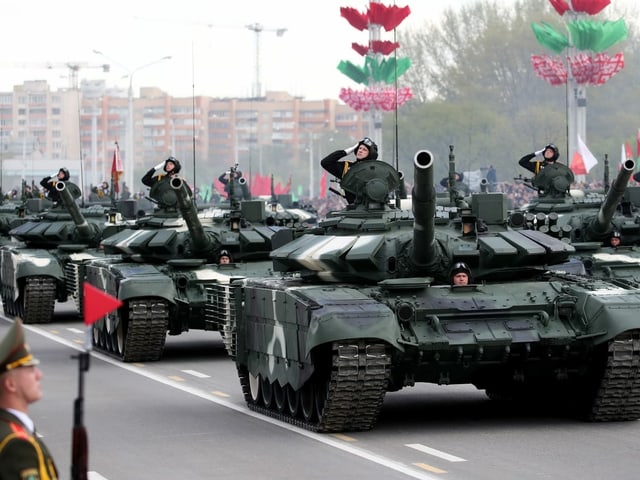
88, 471, 109, 480
26, 325, 442, 480
181, 369, 211, 378
406, 444, 467, 463
67, 327, 85, 334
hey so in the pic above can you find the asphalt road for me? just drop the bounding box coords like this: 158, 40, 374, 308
3, 303, 640, 480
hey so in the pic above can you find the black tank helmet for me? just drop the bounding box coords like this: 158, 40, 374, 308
164, 156, 181, 174
449, 261, 472, 284
356, 137, 378, 161
58, 167, 70, 181
544, 143, 559, 162
610, 230, 622, 239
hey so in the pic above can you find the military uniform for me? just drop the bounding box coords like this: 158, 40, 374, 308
0, 321, 59, 480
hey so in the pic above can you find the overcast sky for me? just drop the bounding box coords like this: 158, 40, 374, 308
0, 0, 510, 100
1, 0, 634, 100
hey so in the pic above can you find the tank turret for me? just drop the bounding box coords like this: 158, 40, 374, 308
514, 158, 636, 247
271, 151, 573, 284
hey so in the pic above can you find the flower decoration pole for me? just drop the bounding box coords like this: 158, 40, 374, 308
338, 1, 413, 150
531, 0, 627, 167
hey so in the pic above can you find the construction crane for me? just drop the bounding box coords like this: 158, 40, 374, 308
245, 23, 287, 97
6, 62, 110, 89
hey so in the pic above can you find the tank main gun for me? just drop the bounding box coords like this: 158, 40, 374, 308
170, 176, 218, 255
56, 181, 98, 241
584, 158, 635, 241
411, 150, 439, 269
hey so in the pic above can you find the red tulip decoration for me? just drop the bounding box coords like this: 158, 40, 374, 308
531, 0, 627, 87
337, 2, 413, 111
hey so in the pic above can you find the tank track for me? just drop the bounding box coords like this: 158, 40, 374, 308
121, 298, 169, 362
242, 340, 390, 432
587, 330, 640, 421
22, 277, 56, 324
94, 298, 169, 362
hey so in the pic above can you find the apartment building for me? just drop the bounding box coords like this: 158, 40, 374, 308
0, 80, 364, 197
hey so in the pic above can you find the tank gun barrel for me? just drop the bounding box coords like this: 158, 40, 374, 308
412, 150, 436, 266
589, 158, 635, 238
170, 176, 216, 252
55, 181, 93, 239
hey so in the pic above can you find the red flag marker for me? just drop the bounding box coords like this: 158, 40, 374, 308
83, 283, 123, 326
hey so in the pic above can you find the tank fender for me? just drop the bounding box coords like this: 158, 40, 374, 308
10, 250, 65, 281
577, 289, 640, 344
304, 296, 403, 355
116, 275, 177, 304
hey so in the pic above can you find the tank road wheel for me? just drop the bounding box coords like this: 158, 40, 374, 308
92, 324, 102, 348
300, 381, 316, 422
1, 287, 16, 316
248, 372, 261, 404
286, 385, 300, 417
261, 376, 274, 408
314, 375, 330, 421
22, 277, 56, 324
14, 296, 25, 319
273, 381, 287, 413
115, 318, 125, 356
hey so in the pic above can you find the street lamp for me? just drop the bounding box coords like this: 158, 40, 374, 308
92, 50, 171, 190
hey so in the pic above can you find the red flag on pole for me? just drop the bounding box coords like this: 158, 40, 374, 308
111, 142, 124, 193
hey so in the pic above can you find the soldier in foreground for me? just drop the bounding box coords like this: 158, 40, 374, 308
0, 320, 59, 479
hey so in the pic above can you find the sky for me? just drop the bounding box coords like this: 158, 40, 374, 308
2, 1, 634, 101
0, 0, 508, 100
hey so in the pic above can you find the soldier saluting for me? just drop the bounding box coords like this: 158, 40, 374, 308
518, 143, 574, 198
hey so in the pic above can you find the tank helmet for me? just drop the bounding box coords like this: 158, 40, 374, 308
58, 167, 70, 181
218, 249, 231, 261
611, 230, 622, 239
356, 137, 378, 161
449, 262, 472, 282
543, 144, 559, 162
165, 156, 181, 174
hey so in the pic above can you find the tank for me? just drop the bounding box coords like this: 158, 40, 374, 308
0, 181, 122, 323
85, 175, 292, 362
229, 150, 640, 432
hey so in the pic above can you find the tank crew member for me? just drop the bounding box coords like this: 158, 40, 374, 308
450, 262, 472, 286
39, 167, 70, 204
0, 320, 59, 479
218, 168, 249, 200
142, 156, 181, 187
439, 171, 471, 196
518, 143, 574, 198
218, 249, 232, 264
321, 137, 379, 204
607, 230, 622, 248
